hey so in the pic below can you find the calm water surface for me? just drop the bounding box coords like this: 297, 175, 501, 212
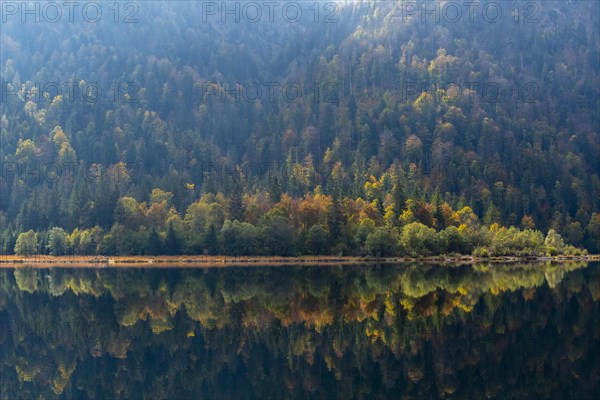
1, 262, 599, 399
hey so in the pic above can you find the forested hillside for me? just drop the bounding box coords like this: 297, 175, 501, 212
0, 1, 598, 256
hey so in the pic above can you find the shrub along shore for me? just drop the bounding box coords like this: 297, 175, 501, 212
7, 203, 596, 260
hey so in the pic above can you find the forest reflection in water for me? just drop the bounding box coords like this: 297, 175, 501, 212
1, 262, 599, 399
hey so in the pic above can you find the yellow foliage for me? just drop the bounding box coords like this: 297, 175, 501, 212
384, 296, 396, 317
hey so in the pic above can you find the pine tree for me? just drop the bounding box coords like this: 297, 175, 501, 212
164, 222, 181, 255
376, 197, 385, 218
328, 198, 343, 244
392, 179, 406, 226
229, 183, 245, 222
269, 175, 282, 203
68, 165, 95, 229
432, 189, 445, 230
203, 224, 219, 255
147, 227, 163, 255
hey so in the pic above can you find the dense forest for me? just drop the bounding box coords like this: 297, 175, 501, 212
1, 262, 598, 398
0, 1, 598, 256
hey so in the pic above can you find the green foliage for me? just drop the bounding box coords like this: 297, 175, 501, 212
114, 197, 145, 230
305, 224, 329, 255
150, 189, 174, 206
220, 220, 258, 256
99, 224, 125, 256
354, 218, 376, 250
164, 222, 182, 255
438, 226, 470, 255
203, 225, 219, 256
47, 227, 67, 256
259, 211, 296, 256
146, 227, 163, 256
14, 230, 38, 256
565, 221, 584, 247
6, 191, 591, 257
545, 229, 565, 254
400, 222, 438, 256
487, 227, 545, 256
585, 213, 600, 253
365, 227, 398, 257
69, 227, 103, 255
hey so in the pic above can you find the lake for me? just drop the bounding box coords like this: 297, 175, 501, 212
1, 262, 599, 399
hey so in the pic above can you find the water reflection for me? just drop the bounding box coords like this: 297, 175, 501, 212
1, 262, 599, 399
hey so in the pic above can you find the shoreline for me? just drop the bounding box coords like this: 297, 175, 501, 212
0, 254, 598, 268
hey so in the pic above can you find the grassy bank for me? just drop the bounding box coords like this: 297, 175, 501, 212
1, 254, 598, 268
